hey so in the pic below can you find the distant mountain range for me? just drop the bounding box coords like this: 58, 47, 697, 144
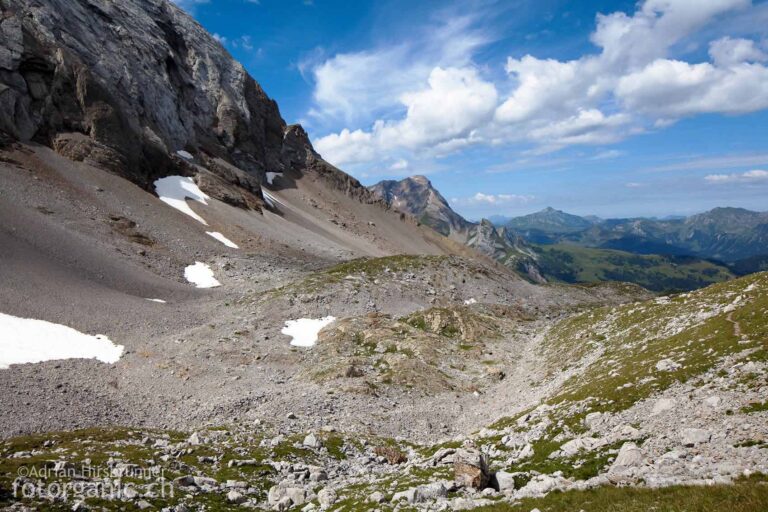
494, 206, 768, 264
371, 178, 768, 291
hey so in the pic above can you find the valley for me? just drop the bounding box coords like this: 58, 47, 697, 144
0, 0, 766, 511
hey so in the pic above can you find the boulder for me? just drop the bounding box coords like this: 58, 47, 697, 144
515, 474, 570, 498
268, 484, 307, 507
556, 437, 603, 457
651, 398, 676, 415
453, 448, 490, 489
584, 411, 603, 429
227, 490, 246, 504
368, 491, 386, 503
611, 442, 643, 470
317, 488, 336, 509
414, 482, 448, 503
393, 483, 448, 504
492, 470, 516, 493
303, 433, 323, 449
681, 428, 711, 446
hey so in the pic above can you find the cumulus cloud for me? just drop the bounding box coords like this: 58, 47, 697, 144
315, 67, 497, 164
705, 169, 768, 183
302, 14, 490, 126
310, 0, 768, 167
709, 36, 767, 66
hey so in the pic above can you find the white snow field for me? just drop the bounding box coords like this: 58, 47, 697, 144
206, 231, 239, 248
184, 261, 221, 288
0, 312, 124, 369
154, 176, 210, 225
145, 298, 167, 303
176, 150, 194, 160
281, 317, 336, 347
265, 172, 282, 185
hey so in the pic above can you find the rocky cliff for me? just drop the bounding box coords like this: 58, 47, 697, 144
0, 0, 379, 206
371, 176, 546, 282
369, 176, 472, 237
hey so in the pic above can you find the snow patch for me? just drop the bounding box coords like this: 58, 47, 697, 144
0, 313, 124, 369
281, 317, 336, 347
265, 172, 282, 185
176, 150, 194, 160
206, 231, 239, 249
262, 190, 283, 208
154, 176, 210, 225
464, 298, 477, 305
184, 262, 221, 288
145, 298, 167, 303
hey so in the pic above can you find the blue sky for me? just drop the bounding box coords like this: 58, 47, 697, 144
174, 0, 768, 220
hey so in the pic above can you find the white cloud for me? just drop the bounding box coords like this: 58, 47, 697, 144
625, 182, 644, 188
709, 36, 767, 66
389, 159, 409, 171
453, 193, 535, 206
615, 59, 768, 116
302, 13, 491, 127
212, 33, 228, 45
310, 0, 768, 167
705, 169, 768, 183
315, 67, 497, 165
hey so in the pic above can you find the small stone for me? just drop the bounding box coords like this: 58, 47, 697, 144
655, 359, 681, 372
368, 491, 386, 503
136, 501, 153, 510
224, 490, 243, 503
122, 486, 138, 500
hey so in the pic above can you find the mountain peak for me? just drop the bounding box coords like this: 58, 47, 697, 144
409, 175, 431, 184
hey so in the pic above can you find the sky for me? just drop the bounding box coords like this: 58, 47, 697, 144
173, 0, 768, 220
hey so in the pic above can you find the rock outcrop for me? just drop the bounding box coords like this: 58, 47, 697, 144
0, 0, 382, 208
370, 176, 547, 282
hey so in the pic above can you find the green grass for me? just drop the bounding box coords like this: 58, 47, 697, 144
741, 401, 768, 414
539, 272, 767, 418
533, 243, 736, 292
475, 474, 768, 512
256, 254, 448, 299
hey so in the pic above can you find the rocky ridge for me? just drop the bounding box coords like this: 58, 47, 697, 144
369, 177, 546, 282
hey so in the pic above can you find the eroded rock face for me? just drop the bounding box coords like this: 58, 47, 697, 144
0, 0, 354, 202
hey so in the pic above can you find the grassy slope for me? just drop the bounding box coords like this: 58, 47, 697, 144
476, 474, 768, 512
487, 272, 767, 485
532, 243, 735, 292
